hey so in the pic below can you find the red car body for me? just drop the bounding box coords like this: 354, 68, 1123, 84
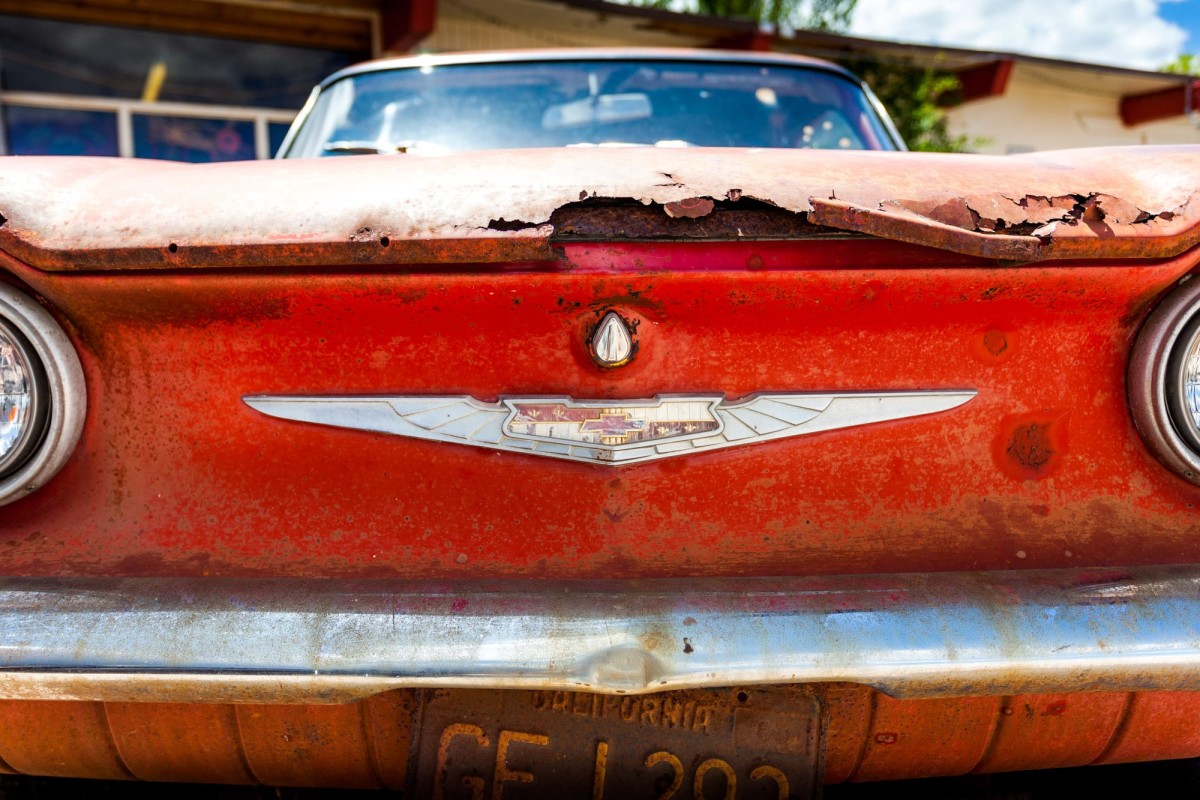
3, 51, 1200, 794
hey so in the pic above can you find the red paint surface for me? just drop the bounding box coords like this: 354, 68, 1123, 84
5, 233, 1200, 784
1, 239, 1198, 580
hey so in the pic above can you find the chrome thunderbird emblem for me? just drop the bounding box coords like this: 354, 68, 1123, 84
244, 391, 975, 466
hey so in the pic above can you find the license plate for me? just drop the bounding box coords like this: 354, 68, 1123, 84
406, 687, 822, 799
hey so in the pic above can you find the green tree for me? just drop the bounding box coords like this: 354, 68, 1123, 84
629, 0, 969, 151
843, 59, 971, 152
635, 0, 855, 30
1163, 53, 1199, 75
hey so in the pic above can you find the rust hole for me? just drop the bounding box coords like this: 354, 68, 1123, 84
379, 236, 390, 248
487, 217, 543, 232
167, 242, 178, 254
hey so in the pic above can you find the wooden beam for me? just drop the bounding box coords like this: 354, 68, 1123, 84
1120, 81, 1200, 127
379, 0, 436, 54
955, 59, 1013, 103
0, 0, 373, 52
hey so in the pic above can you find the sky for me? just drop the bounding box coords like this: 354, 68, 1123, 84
844, 0, 1200, 70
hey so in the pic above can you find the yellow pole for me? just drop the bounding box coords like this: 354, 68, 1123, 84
141, 62, 167, 103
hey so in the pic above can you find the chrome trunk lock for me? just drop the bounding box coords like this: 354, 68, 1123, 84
590, 311, 635, 368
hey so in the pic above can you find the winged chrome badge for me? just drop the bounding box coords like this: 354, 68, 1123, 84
244, 391, 975, 466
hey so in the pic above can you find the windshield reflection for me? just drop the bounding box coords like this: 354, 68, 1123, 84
284, 60, 897, 157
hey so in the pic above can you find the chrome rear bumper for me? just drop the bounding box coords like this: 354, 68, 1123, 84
0, 567, 1198, 703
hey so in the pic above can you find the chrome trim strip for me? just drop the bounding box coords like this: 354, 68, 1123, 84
244, 391, 975, 466
1, 567, 1199, 703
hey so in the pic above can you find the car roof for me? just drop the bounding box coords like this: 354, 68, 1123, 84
316, 47, 864, 90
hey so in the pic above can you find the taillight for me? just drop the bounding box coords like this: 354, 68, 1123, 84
0, 283, 85, 505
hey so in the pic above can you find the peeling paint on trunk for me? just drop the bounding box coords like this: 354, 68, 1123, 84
3, 146, 1200, 271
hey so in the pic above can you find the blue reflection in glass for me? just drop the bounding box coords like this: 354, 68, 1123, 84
133, 115, 255, 162
4, 106, 118, 155
268, 122, 291, 157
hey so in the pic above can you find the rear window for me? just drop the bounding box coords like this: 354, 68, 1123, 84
282, 59, 899, 157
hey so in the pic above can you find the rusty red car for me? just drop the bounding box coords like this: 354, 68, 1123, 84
2, 48, 1200, 797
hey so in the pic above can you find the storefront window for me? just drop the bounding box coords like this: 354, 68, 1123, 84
3, 106, 118, 155
0, 13, 348, 160
0, 15, 357, 109
269, 122, 292, 157
133, 115, 256, 162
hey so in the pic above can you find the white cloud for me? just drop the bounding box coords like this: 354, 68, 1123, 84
847, 0, 1188, 70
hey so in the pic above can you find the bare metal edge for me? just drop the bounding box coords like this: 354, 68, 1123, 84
1129, 275, 1200, 483
0, 567, 1199, 703
0, 283, 86, 506
243, 391, 976, 466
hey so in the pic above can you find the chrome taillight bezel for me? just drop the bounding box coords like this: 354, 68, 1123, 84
0, 315, 49, 477
0, 282, 85, 506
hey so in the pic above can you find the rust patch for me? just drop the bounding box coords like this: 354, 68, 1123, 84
890, 192, 1163, 236
584, 287, 663, 315
995, 415, 1068, 480
982, 331, 1008, 356
810, 187, 1200, 263
970, 329, 1016, 364
1008, 425, 1054, 470
551, 199, 838, 242
663, 197, 715, 219
602, 506, 630, 523
912, 198, 977, 230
